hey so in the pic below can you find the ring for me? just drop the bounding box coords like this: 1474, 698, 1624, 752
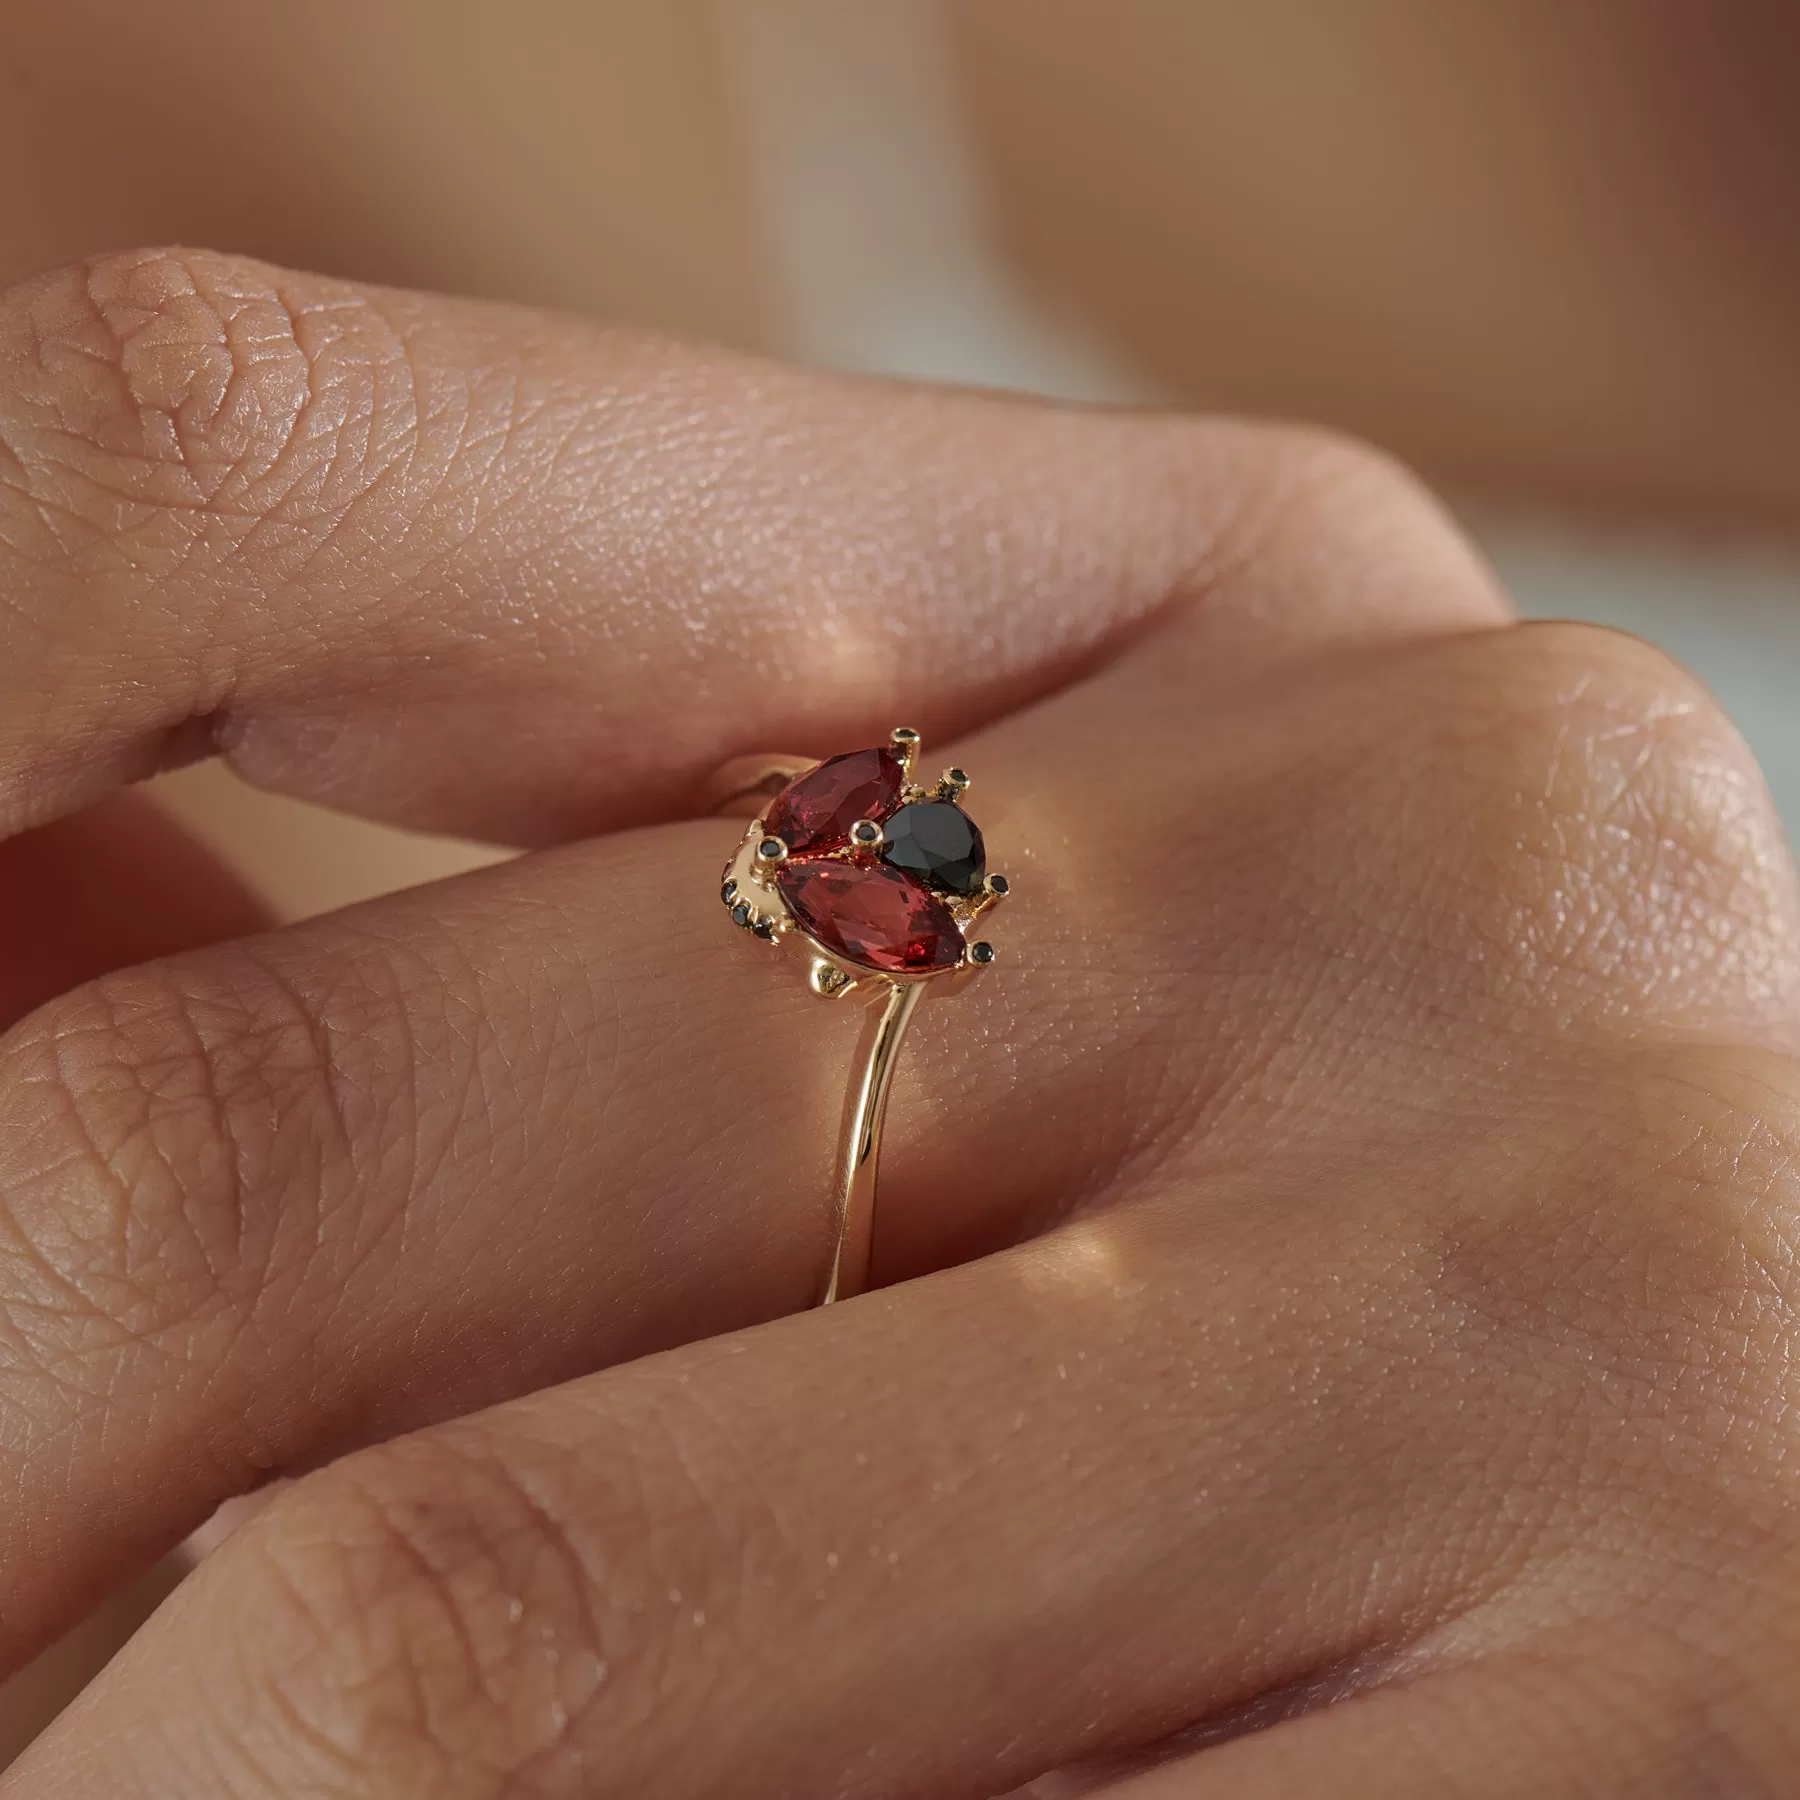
708, 727, 1009, 1305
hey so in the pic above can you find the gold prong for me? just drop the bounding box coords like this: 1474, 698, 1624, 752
891, 725, 921, 780
967, 871, 1009, 920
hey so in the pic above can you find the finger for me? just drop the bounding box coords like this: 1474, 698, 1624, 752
0, 792, 268, 1029
0, 1206, 1520, 1800
23, 1020, 1800, 1800
0, 619, 1787, 1680
0, 249, 1507, 845
0, 819, 826, 1665
19, 1029, 1800, 1800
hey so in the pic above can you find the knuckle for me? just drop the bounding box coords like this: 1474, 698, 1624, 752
0, 947, 360, 1350
1634, 1043, 1800, 1326
233, 1417, 745, 1788
1475, 619, 1753, 818
1460, 1043, 1800, 1402
1256, 422, 1451, 527
2, 249, 310, 530
1232, 421, 1510, 614
1494, 616, 1726, 726
1609, 1048, 1800, 1504
1432, 1047, 1800, 1551
0, 246, 396, 521
1150, 419, 1514, 654
1392, 622, 1798, 1012
0, 249, 418, 716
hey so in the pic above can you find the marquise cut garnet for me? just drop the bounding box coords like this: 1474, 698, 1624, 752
764, 748, 904, 853
776, 860, 964, 974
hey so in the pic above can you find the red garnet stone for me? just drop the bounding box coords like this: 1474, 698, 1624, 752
764, 748, 904, 853
777, 860, 964, 974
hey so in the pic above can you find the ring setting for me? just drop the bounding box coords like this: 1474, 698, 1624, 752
712, 727, 1008, 1303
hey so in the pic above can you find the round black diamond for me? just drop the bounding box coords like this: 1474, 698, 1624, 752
721, 879, 738, 906
880, 800, 986, 896
968, 940, 996, 965
731, 901, 752, 928
987, 874, 1009, 896
757, 837, 786, 861
752, 917, 776, 940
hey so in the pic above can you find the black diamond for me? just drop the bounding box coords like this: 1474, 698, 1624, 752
752, 917, 776, 940
731, 901, 752, 927
722, 879, 738, 906
881, 800, 986, 896
968, 940, 996, 965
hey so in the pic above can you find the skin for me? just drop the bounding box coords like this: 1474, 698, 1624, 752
0, 247, 1797, 1797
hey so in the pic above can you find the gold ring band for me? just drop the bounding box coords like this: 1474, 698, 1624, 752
709, 727, 1008, 1304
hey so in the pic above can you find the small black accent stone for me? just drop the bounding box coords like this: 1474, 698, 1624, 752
752, 918, 776, 940
946, 767, 969, 787
731, 901, 753, 928
721, 879, 738, 906
881, 799, 986, 896
987, 874, 1009, 896
968, 940, 996, 965
758, 837, 786, 860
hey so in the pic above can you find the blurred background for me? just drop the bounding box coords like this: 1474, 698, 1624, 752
4, 0, 1800, 1750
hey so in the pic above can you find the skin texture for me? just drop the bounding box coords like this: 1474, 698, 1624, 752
0, 249, 1797, 1796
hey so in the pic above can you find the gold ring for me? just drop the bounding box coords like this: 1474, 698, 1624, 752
709, 727, 1008, 1305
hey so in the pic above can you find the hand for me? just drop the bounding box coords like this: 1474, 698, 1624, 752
0, 249, 1797, 1799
